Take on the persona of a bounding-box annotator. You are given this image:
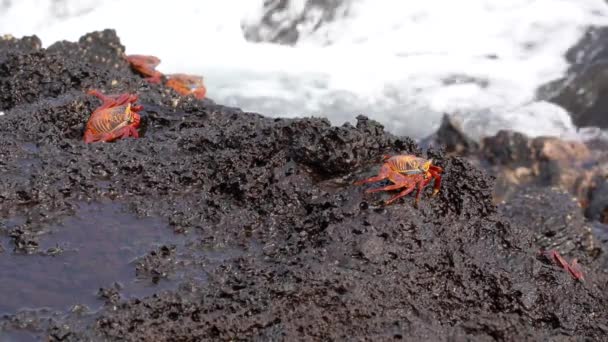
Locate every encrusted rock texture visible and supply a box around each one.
[1,30,608,341]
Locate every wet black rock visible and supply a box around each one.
[97,285,122,305]
[482,130,531,166]
[0,34,41,63]
[587,178,608,223]
[134,245,177,283]
[538,26,608,128]
[0,30,143,112]
[1,30,608,341]
[241,0,350,45]
[47,29,128,68]
[9,228,39,253]
[499,186,601,260]
[432,123,603,207]
[427,114,479,155]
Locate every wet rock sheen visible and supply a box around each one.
[1,30,608,341]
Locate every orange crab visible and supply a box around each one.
[126,54,163,84]
[126,54,207,100]
[355,155,443,206]
[83,90,142,143]
[166,74,207,99]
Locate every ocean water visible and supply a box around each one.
[1,0,608,140]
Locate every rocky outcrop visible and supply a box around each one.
[538,26,608,128]
[241,0,350,45]
[1,31,608,341]
[499,187,602,259]
[587,178,608,223]
[428,114,608,208]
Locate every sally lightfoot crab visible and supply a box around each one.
[126,54,207,99]
[83,90,142,143]
[166,74,207,99]
[355,155,443,206]
[126,54,163,84]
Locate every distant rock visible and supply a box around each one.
[587,178,608,223]
[430,114,607,209]
[241,0,350,45]
[538,26,608,128]
[425,114,479,155]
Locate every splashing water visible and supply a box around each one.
[1,0,608,140]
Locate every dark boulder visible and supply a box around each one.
[241,0,350,45]
[538,26,608,128]
[422,113,479,155]
[587,178,608,223]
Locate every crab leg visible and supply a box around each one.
[414,177,427,205]
[87,90,139,107]
[354,164,391,185]
[428,166,443,196]
[540,250,584,281]
[87,90,117,110]
[365,183,404,194]
[568,259,584,281]
[385,184,416,205]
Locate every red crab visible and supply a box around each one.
[83,90,142,143]
[540,249,584,281]
[355,155,443,206]
[126,54,207,100]
[166,73,207,99]
[126,54,163,84]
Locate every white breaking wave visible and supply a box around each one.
[1,0,608,140]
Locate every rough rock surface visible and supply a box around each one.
[499,186,603,261]
[1,31,608,341]
[482,131,600,204]
[421,114,479,155]
[538,26,608,128]
[426,115,608,212]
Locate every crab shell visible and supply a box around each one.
[126,54,163,84]
[83,90,143,143]
[383,155,433,175]
[355,154,443,206]
[165,73,207,99]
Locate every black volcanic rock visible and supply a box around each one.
[1,30,608,341]
[241,0,350,45]
[538,26,608,128]
[587,178,608,224]
[0,34,41,63]
[425,114,479,155]
[499,186,601,259]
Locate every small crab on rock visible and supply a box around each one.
[356,154,443,206]
[83,89,143,143]
[166,74,207,99]
[126,54,163,84]
[126,54,207,99]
